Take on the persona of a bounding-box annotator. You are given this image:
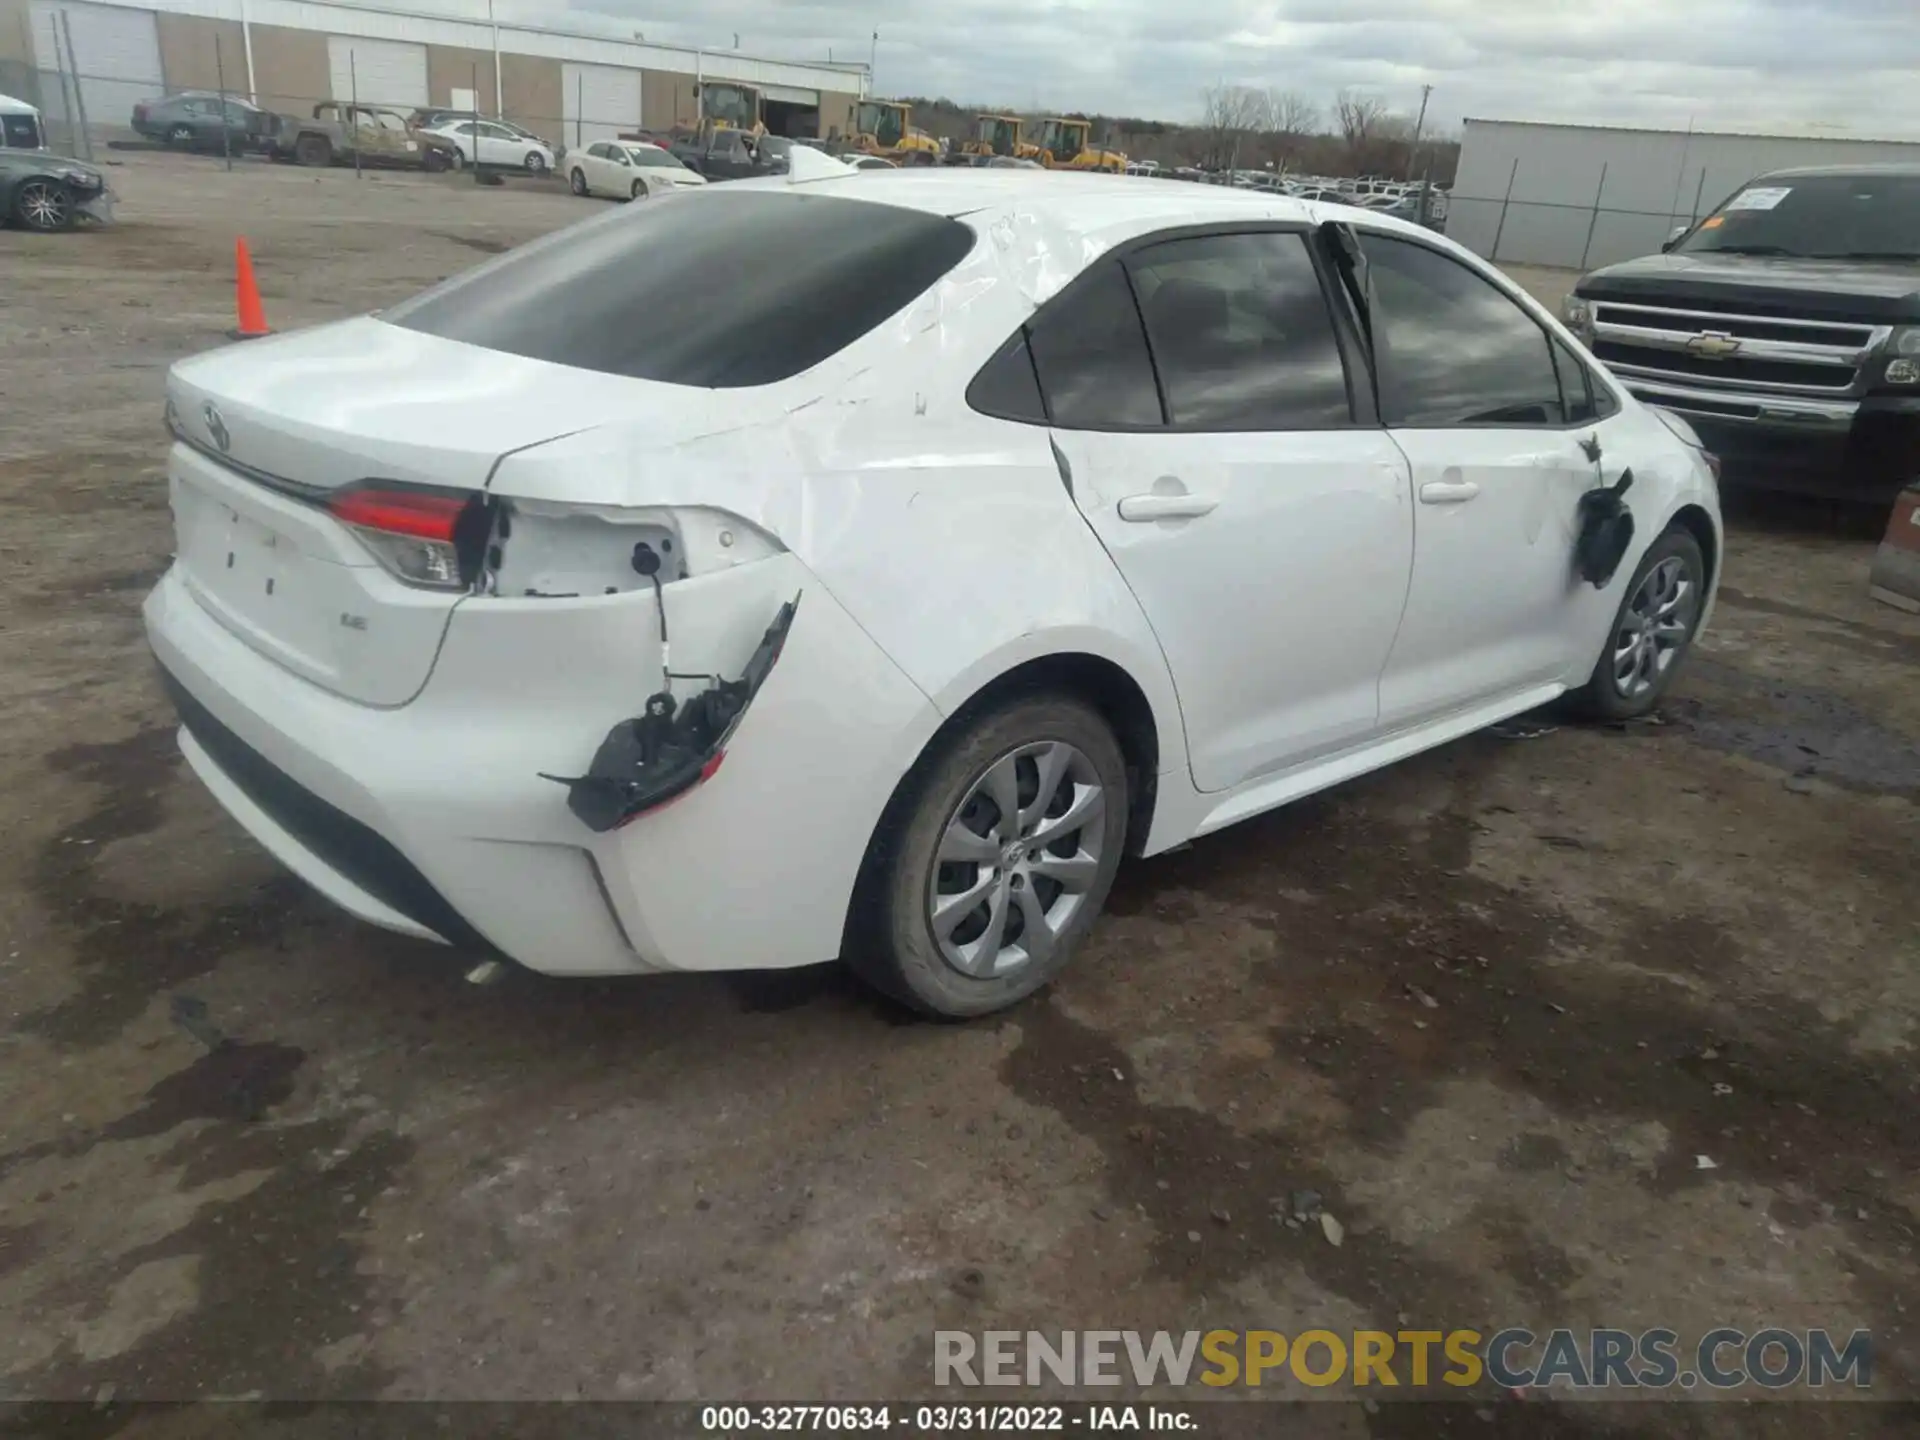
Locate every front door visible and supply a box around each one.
[1355,231,1627,727]
[1037,230,1415,794]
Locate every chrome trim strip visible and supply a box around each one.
[1623,377,1859,425]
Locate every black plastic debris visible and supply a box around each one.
[1575,467,1636,588]
[545,594,800,832]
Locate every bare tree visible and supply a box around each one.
[1263,89,1319,169]
[1199,83,1270,169]
[1334,89,1388,168]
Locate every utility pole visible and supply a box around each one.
[1407,82,1433,180]
[869,30,878,98]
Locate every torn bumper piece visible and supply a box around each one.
[546,594,801,832]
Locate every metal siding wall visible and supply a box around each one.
[559,59,638,147]
[29,0,161,131]
[326,33,425,107]
[1454,119,1920,271]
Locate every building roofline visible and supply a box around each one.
[1462,115,1920,147]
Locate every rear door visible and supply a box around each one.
[1357,230,1624,727]
[1036,228,1416,793]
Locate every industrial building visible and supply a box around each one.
[1449,117,1920,271]
[0,0,870,147]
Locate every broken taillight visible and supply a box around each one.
[329,484,485,591]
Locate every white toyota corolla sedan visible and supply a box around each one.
[145,158,1721,1017]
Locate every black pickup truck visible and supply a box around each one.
[1563,165,1920,504]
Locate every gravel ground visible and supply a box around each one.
[1,151,1917,1432]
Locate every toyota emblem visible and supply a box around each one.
[203,401,230,453]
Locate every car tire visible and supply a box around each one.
[848,695,1129,1019]
[294,134,331,167]
[524,151,547,174]
[13,178,73,232]
[630,178,648,201]
[166,123,195,148]
[1567,525,1707,722]
[448,147,465,171]
[569,167,587,196]
[423,147,451,173]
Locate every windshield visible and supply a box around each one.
[858,103,905,148]
[1680,173,1920,260]
[626,147,685,170]
[384,191,976,388]
[986,118,1017,155]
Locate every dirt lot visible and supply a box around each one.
[1,151,1917,1431]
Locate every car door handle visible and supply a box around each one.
[1419,479,1481,505]
[1116,493,1219,522]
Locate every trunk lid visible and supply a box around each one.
[163,317,706,707]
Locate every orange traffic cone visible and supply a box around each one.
[229,237,270,340]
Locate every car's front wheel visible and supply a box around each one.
[1569,526,1707,721]
[524,150,547,174]
[630,177,648,200]
[13,178,73,232]
[850,695,1129,1018]
[569,166,587,195]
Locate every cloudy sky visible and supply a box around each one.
[498,0,1920,139]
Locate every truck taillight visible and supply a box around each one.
[328,484,486,590]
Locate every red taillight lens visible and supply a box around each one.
[328,485,481,591]
[329,488,467,541]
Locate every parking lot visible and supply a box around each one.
[2,150,1918,1427]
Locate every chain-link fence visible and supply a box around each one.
[9,20,817,179]
[1447,156,1717,272]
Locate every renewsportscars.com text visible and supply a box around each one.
[934,1328,1872,1392]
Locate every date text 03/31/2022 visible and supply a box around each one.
[700,1406,1191,1432]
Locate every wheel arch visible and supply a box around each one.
[1668,502,1719,591]
[839,645,1169,969]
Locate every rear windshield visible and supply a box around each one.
[384,190,976,387]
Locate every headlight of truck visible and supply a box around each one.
[1562,294,1594,342]
[1885,327,1920,385]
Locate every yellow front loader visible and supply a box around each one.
[1035,117,1126,172]
[853,100,941,165]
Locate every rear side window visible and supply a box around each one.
[1125,231,1353,429]
[384,192,976,388]
[1025,260,1163,428]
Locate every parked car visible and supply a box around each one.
[985,155,1040,169]
[267,103,458,171]
[146,174,1721,1019]
[412,109,550,148]
[132,92,277,152]
[668,126,785,182]
[567,140,705,199]
[421,118,555,174]
[1,145,110,230]
[2,89,46,149]
[1564,164,1920,504]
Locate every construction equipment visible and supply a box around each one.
[696,81,765,136]
[1035,117,1126,172]
[851,100,940,165]
[962,114,1041,161]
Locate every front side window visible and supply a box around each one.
[1024,260,1163,429]
[385,191,977,388]
[1361,234,1564,427]
[1125,231,1353,429]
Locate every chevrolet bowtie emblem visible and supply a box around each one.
[1685,332,1742,360]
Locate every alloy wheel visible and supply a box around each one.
[927,741,1107,979]
[1612,555,1696,698]
[17,181,70,232]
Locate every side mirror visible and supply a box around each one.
[1660,223,1689,253]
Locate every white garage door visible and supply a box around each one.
[561,62,641,147]
[327,36,427,110]
[29,1,162,134]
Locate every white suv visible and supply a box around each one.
[146,172,1721,1017]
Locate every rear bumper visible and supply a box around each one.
[145,557,940,976]
[1623,379,1920,503]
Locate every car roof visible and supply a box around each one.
[1755,163,1920,181]
[759,167,1323,224]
